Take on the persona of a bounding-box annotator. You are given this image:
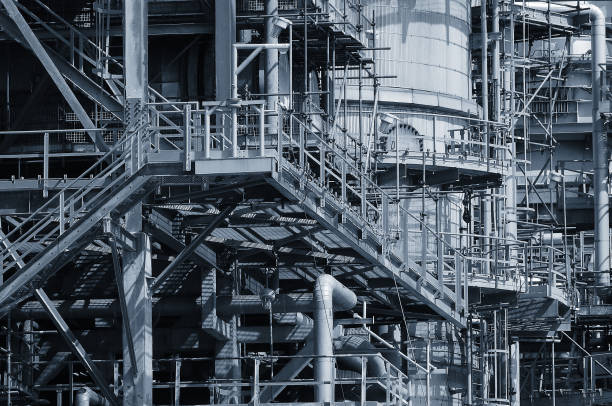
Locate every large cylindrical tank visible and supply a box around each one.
[364,0,474,112]
[339,0,479,162]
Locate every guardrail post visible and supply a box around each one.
[436,198,444,290]
[382,193,389,242]
[194,107,202,153]
[277,109,282,163]
[232,106,238,157]
[59,191,65,235]
[204,109,211,159]
[259,104,265,157]
[455,251,462,314]
[548,248,554,296]
[361,175,367,220]
[253,358,260,406]
[385,363,391,406]
[174,358,181,406]
[361,356,367,406]
[426,339,431,406]
[421,227,428,276]
[43,132,49,198]
[184,104,192,170]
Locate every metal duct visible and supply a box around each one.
[75,387,107,406]
[517,1,609,299]
[334,335,387,379]
[313,274,357,403]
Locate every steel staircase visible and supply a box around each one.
[146,100,468,326]
[0,120,158,311]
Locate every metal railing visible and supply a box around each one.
[0,114,150,275]
[146,100,471,312]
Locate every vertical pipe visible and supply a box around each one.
[551,340,556,406]
[491,0,500,122]
[69,362,73,406]
[466,319,473,405]
[480,1,493,280]
[482,193,492,275]
[480,0,489,132]
[360,356,367,406]
[426,339,430,406]
[314,274,357,403]
[265,0,278,133]
[481,318,488,401]
[589,5,609,300]
[493,311,498,398]
[43,132,49,198]
[303,1,308,115]
[4,45,9,129]
[6,311,11,406]
[395,119,400,230]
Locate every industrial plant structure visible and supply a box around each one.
[0,0,610,405]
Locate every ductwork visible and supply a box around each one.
[334,335,387,378]
[516,1,609,299]
[313,274,358,403]
[75,387,107,406]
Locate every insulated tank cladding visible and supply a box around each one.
[343,0,475,260]
[365,0,473,111]
[340,0,478,159]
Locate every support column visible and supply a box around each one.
[124,0,148,175]
[214,268,241,404]
[509,341,519,406]
[124,0,148,102]
[122,233,153,406]
[215,0,236,101]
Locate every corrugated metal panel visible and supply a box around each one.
[364,0,472,102]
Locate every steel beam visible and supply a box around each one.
[151,203,236,291]
[110,237,138,375]
[145,209,218,269]
[258,340,314,403]
[214,0,235,101]
[0,0,107,151]
[0,175,153,311]
[34,288,120,406]
[269,175,464,327]
[201,267,232,341]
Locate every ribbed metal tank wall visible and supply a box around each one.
[361,0,474,112]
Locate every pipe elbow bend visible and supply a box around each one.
[314,274,357,312]
[587,3,605,22]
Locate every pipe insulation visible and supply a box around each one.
[75,388,107,406]
[313,274,358,403]
[334,335,387,379]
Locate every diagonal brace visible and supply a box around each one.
[34,288,120,406]
[150,203,237,292]
[0,0,107,151]
[109,236,138,376]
